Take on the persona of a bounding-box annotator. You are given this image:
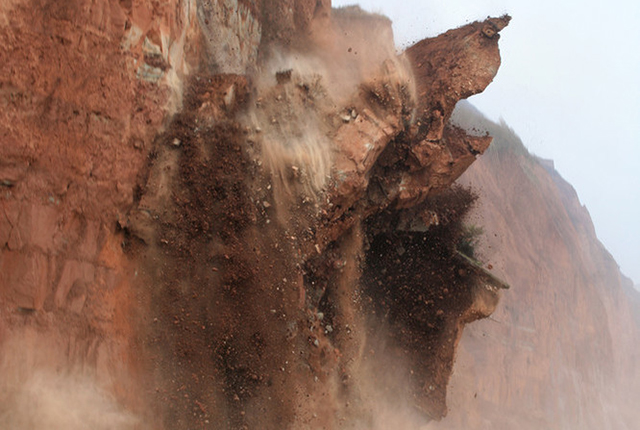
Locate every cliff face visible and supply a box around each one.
[0,1,510,429]
[433,103,640,430]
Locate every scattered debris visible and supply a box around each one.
[276,69,293,85]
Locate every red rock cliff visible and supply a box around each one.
[0,2,510,428]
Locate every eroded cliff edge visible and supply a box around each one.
[0,2,509,428]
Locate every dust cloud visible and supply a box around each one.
[0,335,138,430]
[344,335,434,430]
[0,372,139,430]
[242,6,415,207]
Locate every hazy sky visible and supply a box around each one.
[333,0,640,285]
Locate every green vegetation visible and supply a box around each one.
[456,223,484,260]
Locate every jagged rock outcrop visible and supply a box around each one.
[0,1,509,428]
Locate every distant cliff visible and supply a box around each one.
[433,102,640,430]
